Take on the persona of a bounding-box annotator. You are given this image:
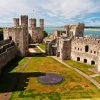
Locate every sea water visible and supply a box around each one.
[44,28,100,37]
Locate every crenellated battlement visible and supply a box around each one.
[45,23,100,71]
[72,36,100,45]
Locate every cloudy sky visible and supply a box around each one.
[0,0,100,27]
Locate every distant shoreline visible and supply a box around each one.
[84,28,100,31]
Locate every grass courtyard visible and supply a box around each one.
[39,43,45,50]
[64,60,95,75]
[0,56,100,100]
[94,76,100,84]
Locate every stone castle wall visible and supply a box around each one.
[44,23,100,71]
[0,15,45,74]
[57,38,71,60]
[29,18,44,43]
[71,37,100,67]
[64,23,84,37]
[0,40,17,74]
[0,39,11,46]
[29,27,44,43]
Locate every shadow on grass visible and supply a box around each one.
[26,52,47,57]
[0,71,46,93]
[1,57,22,74]
[0,56,46,93]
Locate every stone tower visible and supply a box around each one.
[13,18,19,27]
[40,19,44,30]
[57,38,71,60]
[19,15,29,57]
[29,18,36,28]
[21,15,28,28]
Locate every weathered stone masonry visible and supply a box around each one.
[44,23,100,71]
[0,15,44,74]
[0,40,17,73]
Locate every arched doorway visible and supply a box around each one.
[77,57,80,61]
[91,61,95,65]
[84,59,87,63]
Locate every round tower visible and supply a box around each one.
[29,18,36,28]
[13,18,19,27]
[40,19,44,30]
[21,15,28,28]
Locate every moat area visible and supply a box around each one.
[0,45,100,100]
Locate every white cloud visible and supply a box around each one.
[0,0,100,26]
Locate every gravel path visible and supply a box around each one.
[36,46,45,53]
[28,48,36,53]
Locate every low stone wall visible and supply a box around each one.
[0,46,17,74]
[0,39,11,46]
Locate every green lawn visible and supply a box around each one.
[6,57,100,100]
[0,57,29,93]
[10,57,29,72]
[64,60,95,75]
[94,76,100,84]
[39,43,45,50]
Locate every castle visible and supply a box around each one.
[0,16,100,74]
[0,15,44,74]
[44,23,100,72]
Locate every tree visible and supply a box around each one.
[43,31,48,37]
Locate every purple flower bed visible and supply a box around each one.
[37,73,64,85]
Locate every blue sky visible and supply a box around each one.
[0,0,100,27]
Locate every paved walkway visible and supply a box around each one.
[36,46,45,53]
[28,48,36,53]
[1,58,30,100]
[90,73,100,77]
[52,56,100,89]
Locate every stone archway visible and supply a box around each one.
[91,60,95,65]
[77,57,80,61]
[84,59,87,63]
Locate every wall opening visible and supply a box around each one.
[9,36,12,40]
[91,61,95,65]
[77,57,80,61]
[57,52,60,57]
[84,59,87,63]
[85,45,89,52]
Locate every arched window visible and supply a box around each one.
[85,45,89,52]
[94,51,96,54]
[91,61,95,65]
[84,59,87,63]
[77,57,80,61]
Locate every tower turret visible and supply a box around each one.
[29,18,36,28]
[13,18,19,27]
[19,15,28,57]
[21,15,28,28]
[40,19,44,30]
